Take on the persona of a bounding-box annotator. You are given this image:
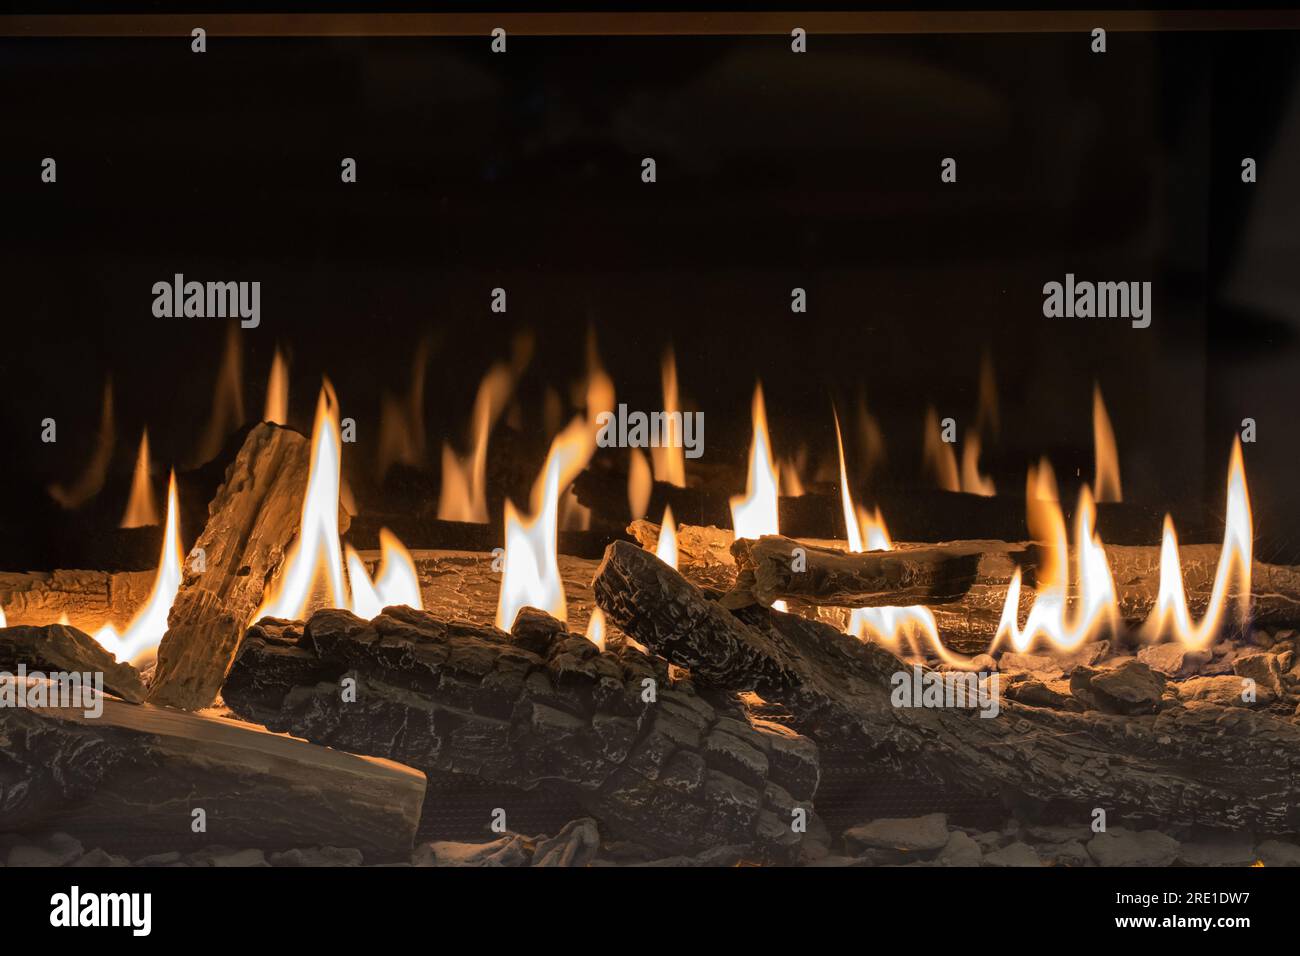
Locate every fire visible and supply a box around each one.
[628,448,652,520]
[585,607,607,651]
[346,529,423,621]
[993,464,1118,652]
[730,383,781,541]
[1142,440,1252,648]
[50,378,114,509]
[960,430,996,497]
[1093,383,1122,502]
[264,347,289,425]
[651,346,686,487]
[656,504,679,568]
[438,351,526,523]
[120,430,160,528]
[195,324,245,465]
[256,383,421,623]
[779,447,808,497]
[0,605,7,628]
[834,411,956,662]
[377,338,430,478]
[93,472,183,664]
[923,406,960,492]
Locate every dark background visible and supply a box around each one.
[2,27,1299,557]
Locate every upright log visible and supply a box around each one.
[594,540,1300,834]
[148,423,319,710]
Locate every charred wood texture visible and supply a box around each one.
[0,693,425,858]
[150,423,326,710]
[594,540,1300,834]
[221,605,822,858]
[0,569,153,634]
[0,623,146,703]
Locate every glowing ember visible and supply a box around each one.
[264,347,289,425]
[93,471,183,664]
[120,429,160,528]
[651,346,686,487]
[1141,440,1252,649]
[585,607,607,651]
[1093,383,1122,503]
[656,504,679,569]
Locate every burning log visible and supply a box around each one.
[149,423,325,710]
[0,691,425,858]
[594,540,1300,834]
[0,623,146,703]
[730,534,1300,640]
[221,605,822,858]
[346,514,630,561]
[0,569,153,633]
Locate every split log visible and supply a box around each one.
[0,569,152,633]
[0,690,425,858]
[149,423,325,710]
[221,605,822,858]
[0,623,146,703]
[627,519,738,592]
[593,540,1300,834]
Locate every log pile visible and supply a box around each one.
[593,539,1300,835]
[220,604,823,858]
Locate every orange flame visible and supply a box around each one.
[93,472,183,664]
[1093,383,1122,503]
[923,407,960,493]
[264,347,289,425]
[960,430,996,497]
[628,448,652,520]
[257,383,421,623]
[120,429,160,528]
[1142,440,1251,649]
[195,324,245,465]
[730,383,781,541]
[49,378,114,509]
[656,504,679,569]
[377,339,430,478]
[585,607,607,651]
[651,346,687,487]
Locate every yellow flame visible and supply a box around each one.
[779,450,807,497]
[256,384,349,620]
[651,346,686,487]
[1142,440,1252,649]
[438,360,520,523]
[195,324,245,465]
[120,429,160,528]
[923,407,960,492]
[994,472,1118,652]
[264,347,289,425]
[960,430,996,496]
[834,410,958,661]
[0,604,7,628]
[628,448,652,520]
[1093,383,1122,503]
[656,504,679,569]
[50,378,114,509]
[730,383,781,541]
[93,471,183,664]
[585,607,607,651]
[345,529,423,621]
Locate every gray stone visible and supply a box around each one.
[1071,661,1165,714]
[936,830,982,867]
[1025,824,1092,844]
[1138,643,1211,679]
[1177,675,1254,707]
[71,848,131,867]
[1178,833,1257,867]
[135,851,182,866]
[1256,840,1300,866]
[1234,652,1284,698]
[1040,841,1091,867]
[843,813,949,854]
[211,848,268,867]
[413,834,531,867]
[984,842,1040,867]
[6,832,82,867]
[1087,828,1180,867]
[268,846,364,867]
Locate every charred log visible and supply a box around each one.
[221,605,822,858]
[0,623,146,703]
[594,540,1300,834]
